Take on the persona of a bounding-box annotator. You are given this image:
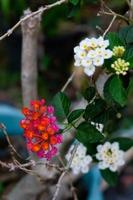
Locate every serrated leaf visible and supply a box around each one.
[83,87,96,102]
[104,75,127,107]
[76,122,104,145]
[119,25,133,44]
[84,99,106,120]
[106,32,123,49]
[100,169,118,186]
[51,92,70,121]
[110,137,133,151]
[119,25,133,45]
[68,109,84,123]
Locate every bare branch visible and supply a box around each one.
[61,72,75,92]
[0,0,67,41]
[52,143,79,200]
[0,123,23,159]
[103,15,117,37]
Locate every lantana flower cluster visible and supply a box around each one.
[111,46,129,75]
[74,36,113,76]
[20,99,62,160]
[66,141,125,174]
[65,143,92,174]
[96,142,125,172]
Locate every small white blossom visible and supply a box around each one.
[96,142,125,172]
[66,143,92,175]
[95,47,104,57]
[74,55,81,67]
[98,36,109,48]
[76,49,87,59]
[73,36,112,77]
[79,38,90,50]
[103,49,113,59]
[93,56,104,66]
[87,49,97,59]
[88,37,98,48]
[84,65,95,76]
[82,57,93,67]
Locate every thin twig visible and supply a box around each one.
[99,10,130,23]
[0,123,23,159]
[103,15,117,37]
[61,72,75,92]
[0,0,67,41]
[52,143,79,200]
[99,0,132,23]
[71,185,78,200]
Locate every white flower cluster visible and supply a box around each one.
[74,36,113,76]
[66,143,92,174]
[96,142,125,172]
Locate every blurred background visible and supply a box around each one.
[0,0,132,200]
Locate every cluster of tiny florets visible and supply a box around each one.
[111,58,129,75]
[20,99,62,160]
[74,36,113,76]
[113,46,125,57]
[65,143,92,174]
[96,142,125,172]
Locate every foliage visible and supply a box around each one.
[51,25,133,185]
[0,0,133,190]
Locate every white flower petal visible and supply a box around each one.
[81,57,92,67]
[87,49,97,59]
[98,161,108,170]
[74,46,80,53]
[77,49,87,59]
[93,56,104,67]
[81,165,89,173]
[109,164,117,172]
[84,65,95,76]
[80,38,90,50]
[88,38,98,48]
[103,49,113,59]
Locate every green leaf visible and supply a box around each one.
[69,0,79,5]
[52,92,70,121]
[76,122,104,145]
[84,99,106,120]
[104,75,127,106]
[68,109,84,123]
[92,108,116,124]
[106,32,123,49]
[68,1,80,18]
[119,25,133,45]
[124,47,133,67]
[110,137,133,151]
[83,87,96,102]
[127,78,133,97]
[104,76,115,104]
[100,169,118,186]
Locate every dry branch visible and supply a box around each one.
[0,0,67,41]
